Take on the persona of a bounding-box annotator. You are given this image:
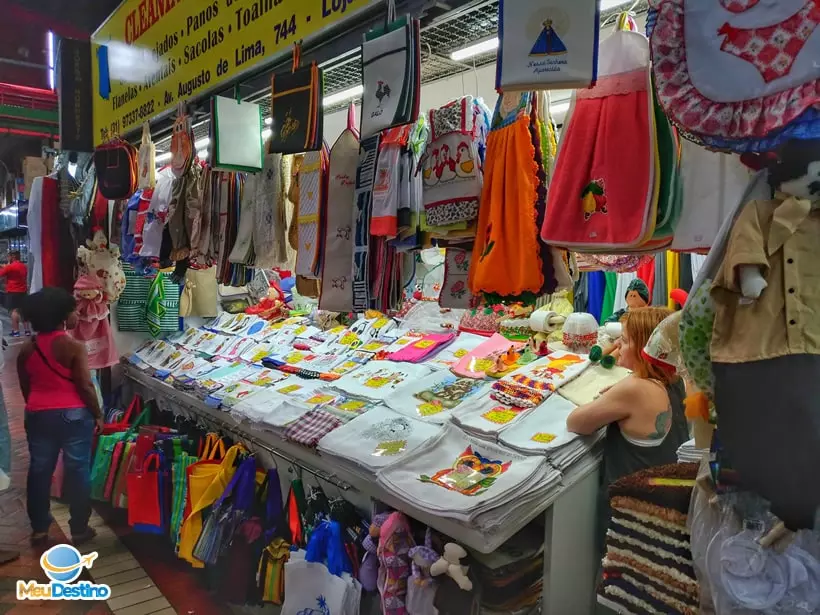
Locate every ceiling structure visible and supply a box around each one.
[153,0,648,154]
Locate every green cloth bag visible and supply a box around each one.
[171,451,198,550]
[90,407,151,500]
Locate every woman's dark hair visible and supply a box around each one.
[21,287,76,333]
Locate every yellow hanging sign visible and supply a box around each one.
[91,0,378,145]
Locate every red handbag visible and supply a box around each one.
[127,450,163,528]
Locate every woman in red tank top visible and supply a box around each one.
[16,288,103,546]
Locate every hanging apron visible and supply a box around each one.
[542,29,657,250]
[252,152,288,269]
[468,94,544,296]
[352,135,381,310]
[295,149,324,278]
[320,105,360,312]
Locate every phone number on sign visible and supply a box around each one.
[121,100,156,128]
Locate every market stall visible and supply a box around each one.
[25,0,816,612]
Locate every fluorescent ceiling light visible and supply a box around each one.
[323,85,363,107]
[451,38,498,62]
[264,117,272,125]
[194,137,210,149]
[47,32,55,90]
[156,152,172,162]
[261,128,272,140]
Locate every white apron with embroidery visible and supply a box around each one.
[320,119,359,311]
[332,361,431,402]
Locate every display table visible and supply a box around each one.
[122,363,602,614]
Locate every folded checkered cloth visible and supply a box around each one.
[284,409,342,448]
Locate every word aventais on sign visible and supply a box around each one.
[91,0,376,145]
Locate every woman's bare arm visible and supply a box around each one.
[16,344,32,401]
[565,377,638,435]
[65,340,103,420]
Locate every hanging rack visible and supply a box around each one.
[195,410,354,492]
[125,366,354,491]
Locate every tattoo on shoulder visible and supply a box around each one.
[648,409,672,440]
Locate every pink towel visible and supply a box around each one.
[389,333,455,363]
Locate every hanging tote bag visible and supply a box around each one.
[171,101,194,178]
[103,440,126,500]
[127,450,165,531]
[213,96,264,172]
[90,404,151,500]
[94,139,138,200]
[101,394,142,437]
[192,455,257,566]
[497,0,600,91]
[171,451,198,548]
[184,434,226,519]
[178,443,245,568]
[138,122,156,190]
[111,441,135,509]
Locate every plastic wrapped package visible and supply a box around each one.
[706,514,820,614]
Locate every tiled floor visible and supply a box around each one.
[0,325,233,614]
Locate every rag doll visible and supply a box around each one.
[406,530,440,615]
[376,511,415,614]
[711,139,820,530]
[76,227,126,303]
[359,513,388,592]
[71,274,118,369]
[605,278,649,323]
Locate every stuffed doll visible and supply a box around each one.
[76,227,126,303]
[711,139,820,530]
[605,278,649,323]
[359,513,389,592]
[406,529,440,615]
[71,274,118,369]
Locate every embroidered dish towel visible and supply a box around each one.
[386,371,489,424]
[332,361,431,402]
[498,395,580,452]
[317,406,441,472]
